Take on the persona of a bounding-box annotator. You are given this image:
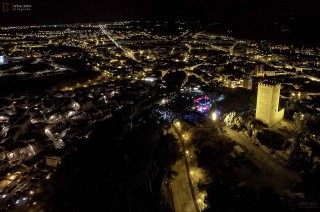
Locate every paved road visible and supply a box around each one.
[171,159,197,212]
[224,127,300,193]
[169,127,197,212]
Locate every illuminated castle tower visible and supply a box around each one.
[243,72,252,90]
[256,81,284,126]
[254,64,265,77]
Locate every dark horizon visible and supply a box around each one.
[1,0,319,26]
[1,0,320,46]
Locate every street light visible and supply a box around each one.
[212,112,217,121]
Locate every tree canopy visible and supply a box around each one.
[43,119,181,212]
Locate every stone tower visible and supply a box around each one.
[256,81,284,126]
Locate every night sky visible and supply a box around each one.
[0,0,319,25]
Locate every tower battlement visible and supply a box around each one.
[258,81,280,87]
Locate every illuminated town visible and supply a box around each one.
[0,21,319,211]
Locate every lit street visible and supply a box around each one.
[171,159,197,212]
[169,126,197,212]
